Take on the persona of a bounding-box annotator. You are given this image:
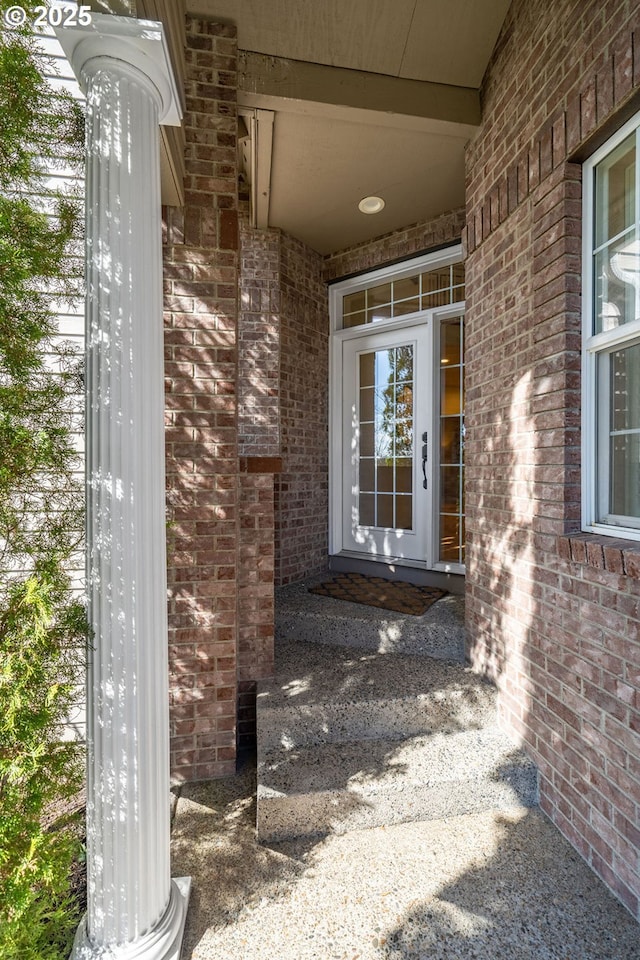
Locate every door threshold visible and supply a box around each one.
[329,553,464,594]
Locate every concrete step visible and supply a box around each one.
[257,638,497,752]
[258,589,538,845]
[276,579,465,661]
[257,726,538,842]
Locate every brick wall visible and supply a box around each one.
[276,233,329,584]
[238,202,281,457]
[323,208,466,283]
[163,15,239,782]
[237,469,275,745]
[466,0,640,917]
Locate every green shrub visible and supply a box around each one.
[0,5,88,957]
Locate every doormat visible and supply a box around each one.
[309,573,447,617]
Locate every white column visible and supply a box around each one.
[56,18,188,960]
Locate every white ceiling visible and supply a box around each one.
[186,0,511,254]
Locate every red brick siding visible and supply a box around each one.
[163,16,239,783]
[276,233,329,585]
[238,471,275,683]
[466,0,640,917]
[237,470,275,747]
[238,202,281,457]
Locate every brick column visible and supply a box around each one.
[164,16,239,782]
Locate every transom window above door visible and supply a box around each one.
[341,261,465,328]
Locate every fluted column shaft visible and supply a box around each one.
[84,58,169,946]
[58,17,188,960]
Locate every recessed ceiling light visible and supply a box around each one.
[358,196,385,215]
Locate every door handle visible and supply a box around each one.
[421,432,428,489]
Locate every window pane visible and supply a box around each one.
[611,342,640,432]
[594,234,639,332]
[422,267,450,294]
[593,132,637,334]
[595,132,635,248]
[341,259,464,328]
[599,343,640,523]
[368,283,392,308]
[393,297,420,317]
[610,433,640,518]
[606,343,640,520]
[422,288,450,309]
[452,262,465,286]
[344,310,367,328]
[393,276,420,301]
[344,291,366,314]
[367,304,392,324]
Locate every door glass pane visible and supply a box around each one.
[359,458,375,491]
[359,493,375,526]
[396,457,412,492]
[438,317,465,564]
[357,345,414,529]
[396,495,412,530]
[441,367,462,416]
[377,494,394,527]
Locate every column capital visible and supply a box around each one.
[56,13,182,126]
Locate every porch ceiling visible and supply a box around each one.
[186,0,510,254]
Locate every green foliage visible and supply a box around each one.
[0,6,88,957]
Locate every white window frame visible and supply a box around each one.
[329,245,465,571]
[582,109,640,541]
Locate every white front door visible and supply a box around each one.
[342,324,432,563]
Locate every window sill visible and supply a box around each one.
[557,533,640,579]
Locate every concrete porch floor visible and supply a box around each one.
[170,759,640,960]
[171,574,640,958]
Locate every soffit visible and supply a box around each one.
[185,0,510,88]
[184,0,510,255]
[269,109,467,254]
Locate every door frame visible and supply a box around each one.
[341,322,433,564]
[329,245,465,573]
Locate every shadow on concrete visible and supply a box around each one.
[170,759,640,960]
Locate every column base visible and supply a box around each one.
[70,877,191,960]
